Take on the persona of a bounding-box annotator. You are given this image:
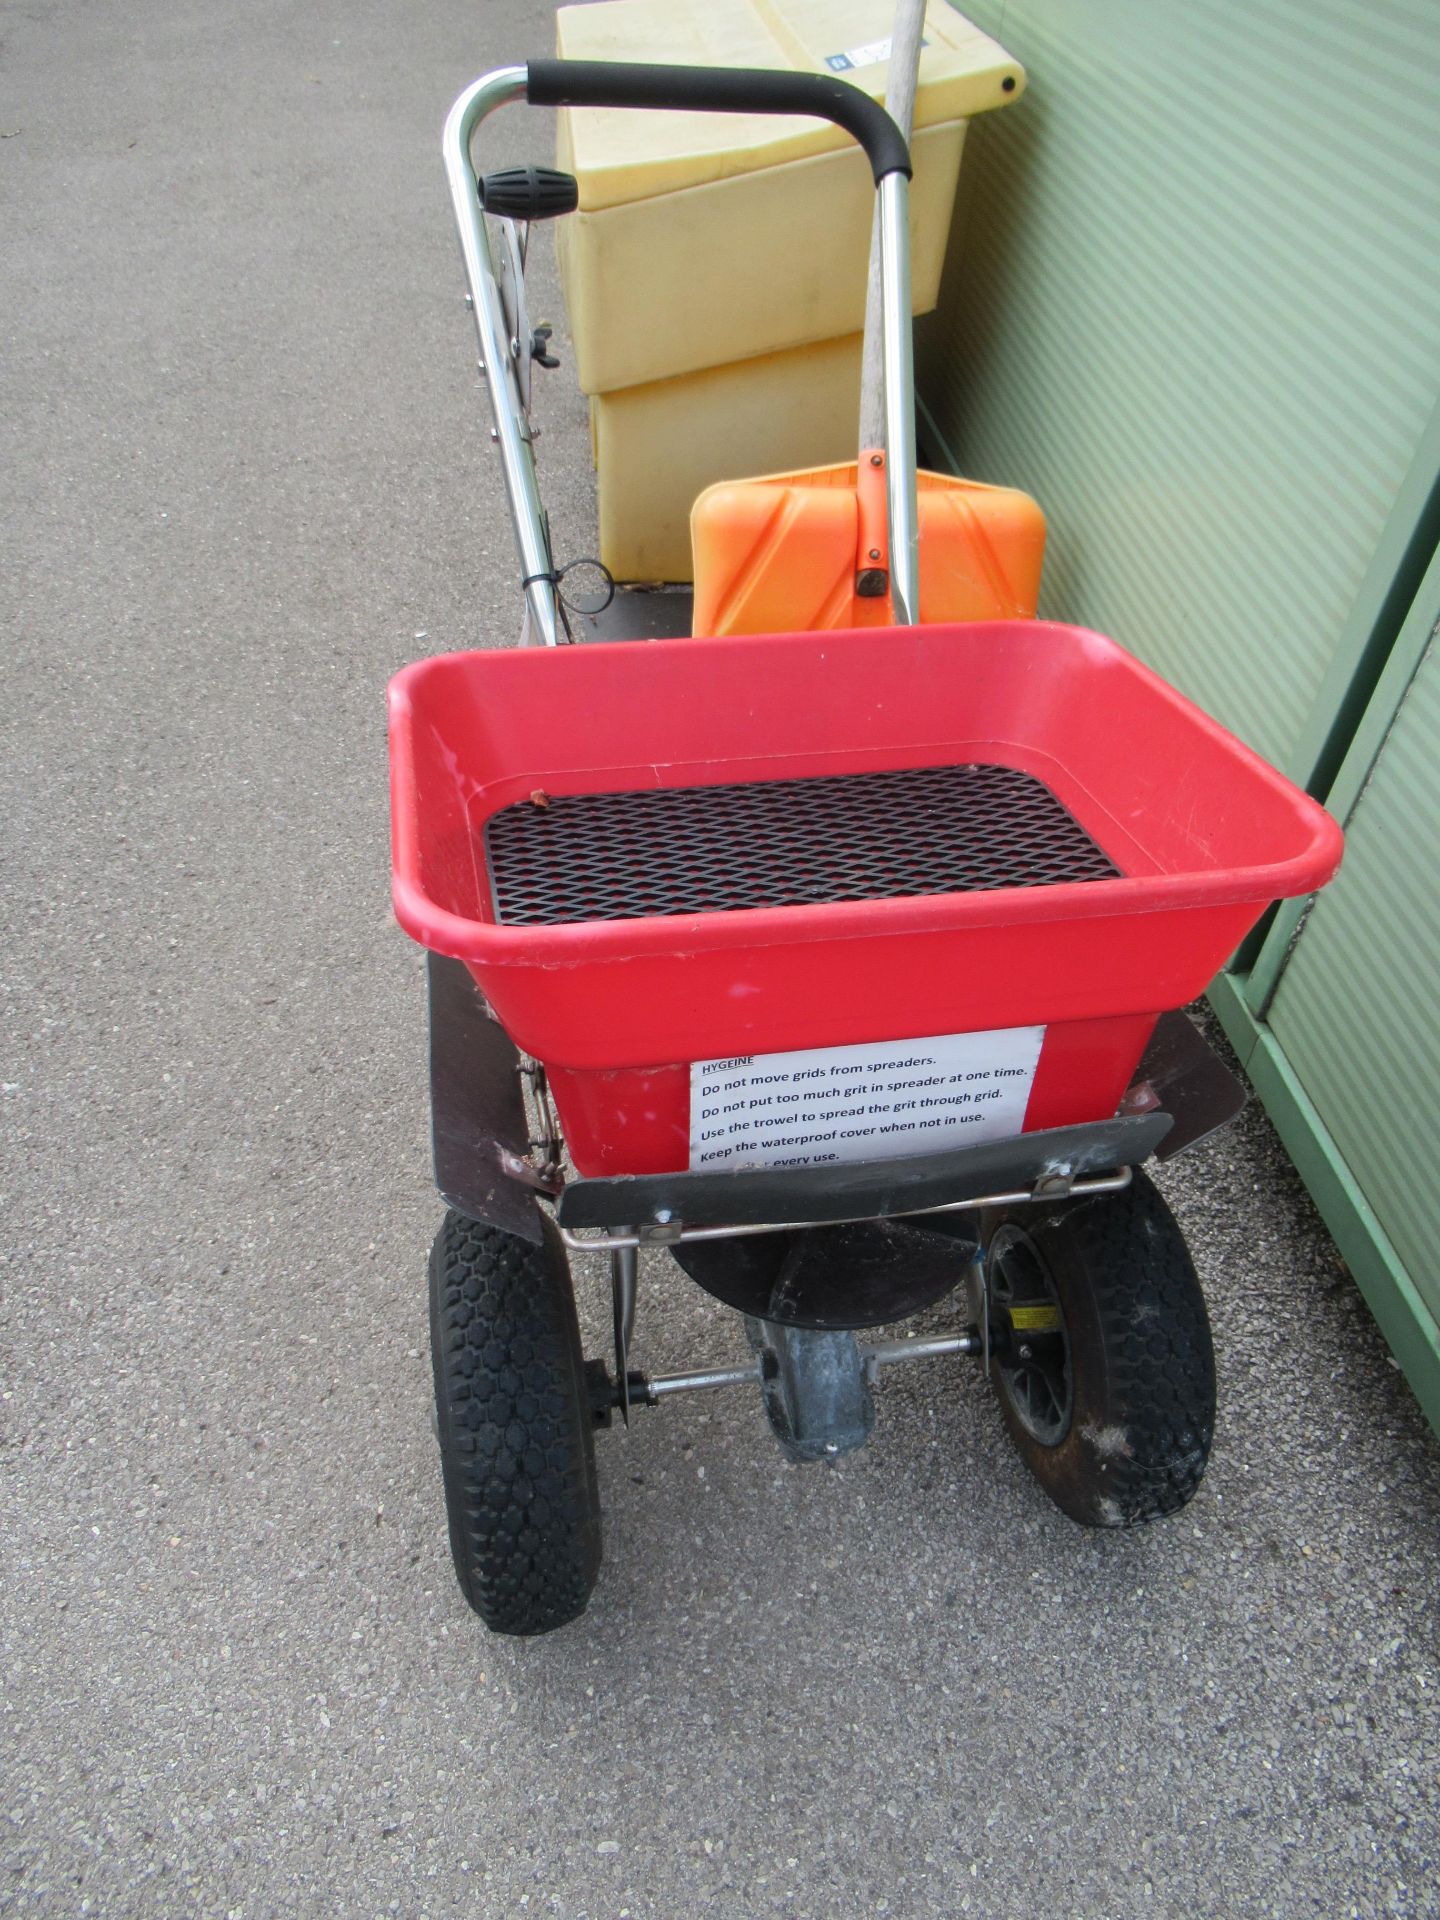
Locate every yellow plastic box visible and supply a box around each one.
[592,334,864,583]
[554,0,1024,394]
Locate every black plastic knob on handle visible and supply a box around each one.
[526,58,912,186]
[478,165,581,220]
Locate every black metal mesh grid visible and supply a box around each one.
[483,762,1121,927]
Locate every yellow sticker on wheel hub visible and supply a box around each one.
[1008,1304,1061,1333]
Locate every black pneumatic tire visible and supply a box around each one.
[980,1169,1216,1528]
[429,1210,601,1634]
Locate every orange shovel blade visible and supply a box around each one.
[691,460,1046,635]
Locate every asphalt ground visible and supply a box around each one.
[3,3,1438,1916]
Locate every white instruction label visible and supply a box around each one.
[825,35,927,72]
[689,1025,1045,1173]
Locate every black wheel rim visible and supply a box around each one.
[987,1226,1073,1447]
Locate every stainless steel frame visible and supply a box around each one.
[441,66,921,642]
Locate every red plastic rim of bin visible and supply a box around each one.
[391,619,1341,967]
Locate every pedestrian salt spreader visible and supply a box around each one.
[388,59,1343,1635]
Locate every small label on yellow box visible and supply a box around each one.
[825,34,927,72]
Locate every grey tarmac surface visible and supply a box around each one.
[2,3,1438,1917]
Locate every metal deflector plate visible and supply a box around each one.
[556,1112,1173,1233]
[427,953,542,1243]
[1134,1008,1249,1160]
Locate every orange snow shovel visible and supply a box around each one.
[690,450,1045,634]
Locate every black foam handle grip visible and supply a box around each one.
[526,58,912,185]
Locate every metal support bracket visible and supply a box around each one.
[1032,1166,1077,1200]
[610,1238,638,1424]
[497,1147,564,1196]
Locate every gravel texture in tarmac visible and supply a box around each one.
[2,4,1438,1917]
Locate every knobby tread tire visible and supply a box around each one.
[982,1169,1216,1528]
[429,1210,601,1634]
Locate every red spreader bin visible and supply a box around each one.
[389,621,1341,1177]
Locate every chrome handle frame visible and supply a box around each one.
[878,169,919,625]
[442,66,920,643]
[443,67,561,648]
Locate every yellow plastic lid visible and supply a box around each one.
[555,0,1024,209]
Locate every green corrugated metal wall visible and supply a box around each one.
[1266,638,1440,1331]
[921,0,1440,1428]
[921,0,1440,776]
